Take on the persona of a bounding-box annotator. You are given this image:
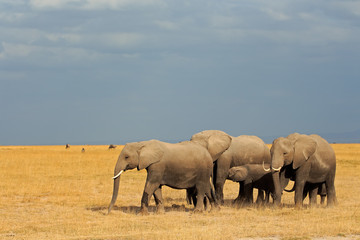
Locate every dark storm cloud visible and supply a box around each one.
[1,0,359,145]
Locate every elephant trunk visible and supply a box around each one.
[108,170,123,214]
[272,171,282,206]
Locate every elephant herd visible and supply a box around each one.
[108,130,337,214]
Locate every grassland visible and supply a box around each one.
[0,144,359,240]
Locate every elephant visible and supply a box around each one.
[191,130,271,204]
[108,140,220,215]
[270,133,337,208]
[227,163,289,205]
[285,181,327,205]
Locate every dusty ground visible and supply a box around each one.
[0,144,359,239]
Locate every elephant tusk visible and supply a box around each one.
[272,166,282,172]
[113,170,124,179]
[263,161,271,172]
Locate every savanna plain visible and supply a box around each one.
[0,144,359,240]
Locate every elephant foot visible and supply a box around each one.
[210,205,220,213]
[326,197,337,207]
[271,203,281,209]
[193,208,204,214]
[326,202,336,208]
[215,194,224,205]
[138,208,150,216]
[156,205,165,214]
[233,196,245,205]
[308,203,318,208]
[233,198,250,208]
[294,204,303,210]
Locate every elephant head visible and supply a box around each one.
[228,166,248,182]
[270,133,317,205]
[108,140,164,213]
[190,130,232,161]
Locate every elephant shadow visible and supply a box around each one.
[87,204,192,215]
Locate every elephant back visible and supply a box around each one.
[228,135,271,166]
[309,134,336,167]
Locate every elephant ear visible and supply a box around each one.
[138,141,163,170]
[293,135,317,169]
[207,134,232,161]
[287,132,301,142]
[191,130,232,161]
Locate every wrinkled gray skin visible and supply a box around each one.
[270,133,337,208]
[191,131,271,204]
[108,140,219,214]
[228,163,289,205]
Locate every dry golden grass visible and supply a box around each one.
[0,144,359,240]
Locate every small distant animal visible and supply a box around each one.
[65,144,70,149]
[81,148,85,153]
[108,144,117,150]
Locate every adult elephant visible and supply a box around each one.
[191,130,271,204]
[108,140,223,214]
[270,133,337,208]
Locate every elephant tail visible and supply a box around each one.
[212,161,217,189]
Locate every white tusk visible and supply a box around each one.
[112,170,124,179]
[272,166,282,172]
[263,161,271,172]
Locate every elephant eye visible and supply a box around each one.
[125,155,129,159]
[283,152,288,155]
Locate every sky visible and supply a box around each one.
[1,0,360,145]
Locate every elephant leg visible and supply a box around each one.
[215,159,231,204]
[255,189,265,205]
[294,180,306,208]
[308,187,318,207]
[233,182,245,204]
[186,187,197,206]
[205,185,219,212]
[140,179,161,215]
[265,191,270,204]
[302,184,309,202]
[235,182,252,208]
[153,187,165,214]
[245,183,253,205]
[325,175,337,207]
[194,181,210,212]
[194,189,205,212]
[320,195,326,205]
[214,177,226,204]
[319,182,326,205]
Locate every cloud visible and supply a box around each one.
[46,33,82,44]
[154,20,179,31]
[0,42,102,66]
[96,33,145,49]
[208,15,244,30]
[1,0,360,144]
[1,42,33,58]
[333,1,360,16]
[46,32,143,47]
[261,8,291,21]
[0,12,26,22]
[29,0,166,10]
